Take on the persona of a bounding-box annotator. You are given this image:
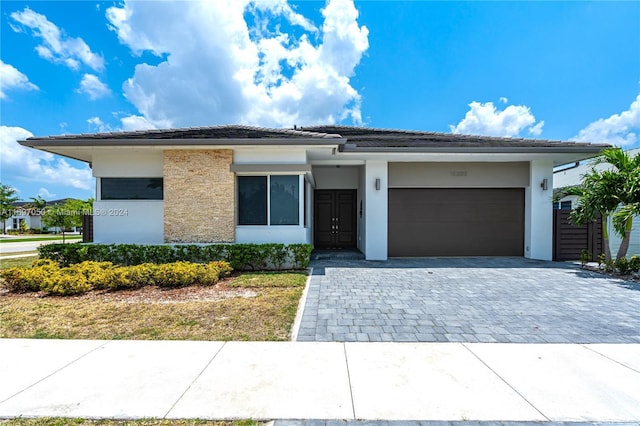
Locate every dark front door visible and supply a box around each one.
[314,190,357,249]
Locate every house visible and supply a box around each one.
[553,147,640,257]
[2,198,72,233]
[19,125,608,261]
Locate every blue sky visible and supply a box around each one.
[1,0,639,201]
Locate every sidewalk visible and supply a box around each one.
[1,339,639,422]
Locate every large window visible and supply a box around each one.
[101,178,163,200]
[238,175,300,225]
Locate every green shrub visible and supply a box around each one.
[615,257,631,275]
[38,242,313,271]
[580,249,591,267]
[289,244,313,269]
[629,256,640,273]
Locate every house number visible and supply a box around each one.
[450,170,468,177]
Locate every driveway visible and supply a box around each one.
[295,258,640,343]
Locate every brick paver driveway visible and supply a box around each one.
[295,258,640,343]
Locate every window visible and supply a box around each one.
[553,200,572,210]
[238,175,300,226]
[101,178,163,200]
[238,176,267,225]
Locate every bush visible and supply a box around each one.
[40,268,91,295]
[629,256,640,273]
[289,243,313,269]
[0,259,232,295]
[615,257,631,275]
[70,261,114,289]
[38,243,314,270]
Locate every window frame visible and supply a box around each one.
[99,177,164,201]
[236,173,304,227]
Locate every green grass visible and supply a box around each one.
[0,419,261,426]
[0,271,307,341]
[229,271,308,288]
[0,236,82,243]
[0,256,38,269]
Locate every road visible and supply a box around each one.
[0,237,81,255]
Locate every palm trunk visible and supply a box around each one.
[603,214,612,262]
[616,218,633,260]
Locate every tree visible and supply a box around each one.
[568,148,640,261]
[28,196,47,210]
[0,183,19,234]
[43,198,93,242]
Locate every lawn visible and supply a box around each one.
[0,256,38,269]
[0,271,308,341]
[0,236,82,243]
[0,419,260,426]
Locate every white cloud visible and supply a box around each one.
[119,115,158,131]
[106,0,368,128]
[0,126,93,191]
[37,187,56,199]
[572,93,640,146]
[87,116,112,132]
[10,7,104,72]
[499,97,508,104]
[0,60,39,99]
[78,74,111,100]
[450,101,545,138]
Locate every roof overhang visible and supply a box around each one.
[17,138,346,163]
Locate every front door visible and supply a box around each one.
[314,190,357,249]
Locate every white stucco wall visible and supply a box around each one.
[313,166,359,189]
[235,226,309,244]
[357,166,366,253]
[93,151,165,244]
[233,148,306,164]
[92,151,163,177]
[93,200,164,244]
[364,160,388,260]
[525,160,554,260]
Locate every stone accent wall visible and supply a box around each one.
[163,150,235,243]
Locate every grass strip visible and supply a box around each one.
[0,256,38,269]
[0,236,82,243]
[0,419,261,426]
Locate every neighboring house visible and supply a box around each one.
[553,147,640,257]
[2,198,72,232]
[19,125,607,261]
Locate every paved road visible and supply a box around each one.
[296,258,640,343]
[0,237,80,255]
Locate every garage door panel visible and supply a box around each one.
[389,188,524,257]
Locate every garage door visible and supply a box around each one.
[388,188,524,257]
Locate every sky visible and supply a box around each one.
[1,0,639,201]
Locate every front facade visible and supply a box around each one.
[20,125,608,261]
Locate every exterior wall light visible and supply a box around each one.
[541,178,548,191]
[375,178,381,191]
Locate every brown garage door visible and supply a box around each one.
[388,188,524,257]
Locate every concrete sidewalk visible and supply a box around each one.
[1,340,639,422]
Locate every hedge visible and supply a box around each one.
[0,259,232,296]
[38,243,313,270]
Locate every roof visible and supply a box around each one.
[300,125,610,153]
[23,125,342,143]
[19,124,609,156]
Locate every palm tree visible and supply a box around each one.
[568,148,640,261]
